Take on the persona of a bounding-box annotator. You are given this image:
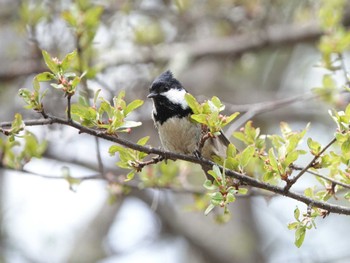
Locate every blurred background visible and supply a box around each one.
[1,0,350,262]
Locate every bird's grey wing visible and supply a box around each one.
[201,131,231,181]
[201,130,230,160]
[218,130,231,147]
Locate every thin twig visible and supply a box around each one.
[67,95,72,122]
[197,126,211,156]
[292,165,350,190]
[8,166,277,198]
[17,168,103,180]
[95,137,104,177]
[285,138,337,192]
[226,91,319,134]
[0,127,10,136]
[134,155,164,171]
[1,118,53,128]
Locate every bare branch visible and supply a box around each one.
[100,22,323,68]
[95,137,104,177]
[285,138,337,192]
[293,165,350,190]
[225,89,337,133]
[12,166,275,198]
[0,23,324,83]
[0,127,10,136]
[1,115,350,215]
[67,95,72,122]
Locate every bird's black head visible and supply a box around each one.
[148,70,184,98]
[148,70,192,124]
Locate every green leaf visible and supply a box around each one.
[124,100,144,116]
[42,50,59,74]
[268,148,279,170]
[62,10,77,27]
[245,121,257,141]
[204,203,216,216]
[341,138,350,154]
[137,136,150,146]
[307,138,322,156]
[11,113,24,134]
[61,50,77,71]
[71,104,97,126]
[18,88,33,107]
[36,72,56,82]
[190,114,207,124]
[33,77,40,92]
[285,151,299,166]
[99,98,113,118]
[125,171,135,181]
[203,179,217,190]
[84,5,104,27]
[185,93,201,113]
[225,157,239,171]
[344,191,350,200]
[109,145,126,155]
[118,121,142,130]
[22,131,47,158]
[71,76,81,89]
[211,165,223,182]
[210,192,223,205]
[345,103,350,118]
[211,96,222,109]
[93,89,101,107]
[226,192,236,203]
[222,112,240,127]
[323,74,336,89]
[294,207,300,221]
[226,143,237,157]
[304,187,314,198]
[233,131,246,143]
[240,145,255,168]
[288,222,299,230]
[295,226,306,248]
[237,188,248,195]
[115,90,126,108]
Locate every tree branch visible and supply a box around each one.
[11,167,275,198]
[1,115,350,215]
[100,22,323,68]
[284,138,337,192]
[67,95,72,122]
[225,92,316,133]
[95,137,104,177]
[0,23,324,83]
[292,165,350,190]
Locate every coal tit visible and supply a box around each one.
[147,70,230,172]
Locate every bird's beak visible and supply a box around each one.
[147,92,158,98]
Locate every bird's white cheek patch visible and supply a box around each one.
[162,89,188,109]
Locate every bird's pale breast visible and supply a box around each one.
[156,116,200,155]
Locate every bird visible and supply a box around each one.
[147,70,230,177]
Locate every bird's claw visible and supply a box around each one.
[193,150,202,159]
